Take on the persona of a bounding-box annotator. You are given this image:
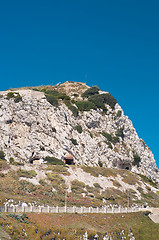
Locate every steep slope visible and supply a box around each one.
[0,81,158,182]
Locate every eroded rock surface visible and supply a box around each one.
[0,82,158,182]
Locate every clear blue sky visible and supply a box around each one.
[0,0,159,166]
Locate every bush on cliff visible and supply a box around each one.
[101,131,119,144]
[132,153,141,167]
[7,92,22,103]
[0,150,5,160]
[45,94,58,107]
[89,93,117,109]
[18,169,37,178]
[81,86,99,98]
[44,156,65,165]
[75,101,96,111]
[70,138,78,145]
[74,124,82,133]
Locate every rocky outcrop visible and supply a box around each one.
[0,82,158,182]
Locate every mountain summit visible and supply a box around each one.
[0,81,158,182]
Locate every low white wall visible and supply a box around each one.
[0,205,150,214]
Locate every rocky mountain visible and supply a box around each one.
[0,81,158,182]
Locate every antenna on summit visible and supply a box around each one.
[85,74,87,83]
[56,82,61,86]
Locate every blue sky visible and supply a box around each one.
[0,0,159,166]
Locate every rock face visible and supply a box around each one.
[0,82,158,182]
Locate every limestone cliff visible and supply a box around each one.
[0,81,158,182]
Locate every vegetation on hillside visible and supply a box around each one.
[35,83,118,114]
[44,156,65,165]
[133,153,141,167]
[0,161,159,209]
[0,212,159,239]
[74,124,83,133]
[81,86,99,98]
[6,92,22,103]
[0,150,5,160]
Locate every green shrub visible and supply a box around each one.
[46,172,66,191]
[6,213,29,224]
[0,150,5,160]
[6,92,22,103]
[44,90,60,96]
[52,127,56,132]
[101,131,119,144]
[12,161,24,166]
[70,138,78,145]
[39,179,47,186]
[14,95,22,103]
[101,132,112,141]
[71,179,85,188]
[63,99,79,117]
[32,88,40,92]
[58,94,70,100]
[112,180,121,187]
[112,136,120,143]
[0,159,10,171]
[45,94,58,107]
[105,141,113,149]
[132,153,141,167]
[89,93,117,109]
[139,174,157,188]
[46,172,65,183]
[98,160,103,167]
[7,92,15,99]
[81,86,99,98]
[68,105,79,117]
[71,99,76,104]
[45,90,71,108]
[71,180,86,194]
[116,128,124,139]
[46,165,70,175]
[116,110,122,117]
[88,94,108,112]
[18,169,37,178]
[93,183,103,189]
[74,125,82,133]
[44,156,65,165]
[82,166,117,178]
[75,101,96,111]
[9,157,14,164]
[26,170,37,178]
[86,185,94,193]
[102,93,117,109]
[89,132,93,138]
[121,172,138,185]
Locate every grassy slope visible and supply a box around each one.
[0,212,159,240]
[1,161,159,208]
[1,160,159,239]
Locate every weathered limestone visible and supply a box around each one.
[0,87,158,182]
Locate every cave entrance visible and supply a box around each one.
[125,166,130,170]
[29,157,40,164]
[118,162,132,171]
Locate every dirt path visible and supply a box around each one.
[149,208,159,223]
